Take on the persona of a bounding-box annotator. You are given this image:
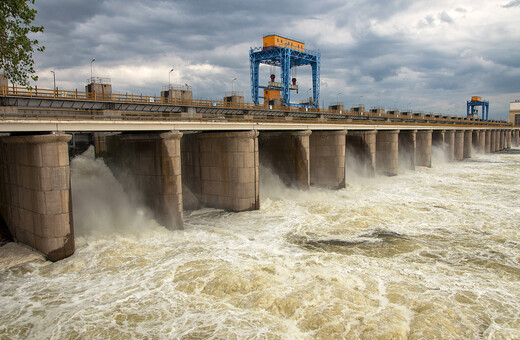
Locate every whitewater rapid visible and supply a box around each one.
[0,146,519,339]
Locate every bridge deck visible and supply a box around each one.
[0,85,511,133]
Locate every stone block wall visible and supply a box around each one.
[106,132,184,229]
[93,132,109,157]
[376,130,399,176]
[259,131,311,188]
[454,130,464,160]
[416,130,432,167]
[0,134,74,261]
[472,131,480,151]
[490,130,496,152]
[346,130,376,177]
[478,130,486,153]
[463,130,472,159]
[485,130,491,153]
[197,131,259,211]
[309,130,347,189]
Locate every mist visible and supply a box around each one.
[70,146,161,238]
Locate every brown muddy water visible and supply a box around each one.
[0,146,519,339]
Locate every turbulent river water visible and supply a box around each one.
[0,146,519,339]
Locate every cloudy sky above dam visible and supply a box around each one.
[31,0,520,119]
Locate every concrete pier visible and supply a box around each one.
[496,130,502,151]
[259,131,311,188]
[485,130,491,153]
[0,134,74,261]
[107,132,184,229]
[197,131,259,211]
[514,130,519,147]
[180,131,259,212]
[346,130,376,177]
[398,130,416,170]
[506,130,511,149]
[376,130,399,176]
[454,130,464,160]
[416,130,432,167]
[478,130,486,153]
[491,130,496,152]
[471,130,481,153]
[463,130,472,159]
[310,130,347,189]
[444,130,455,161]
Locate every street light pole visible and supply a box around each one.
[51,70,56,96]
[337,92,342,105]
[90,58,95,83]
[169,68,174,88]
[359,95,363,106]
[307,88,312,103]
[232,77,237,94]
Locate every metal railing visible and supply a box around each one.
[162,84,192,92]
[86,77,111,85]
[0,84,511,127]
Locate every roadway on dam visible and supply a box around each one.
[0,117,497,133]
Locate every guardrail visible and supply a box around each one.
[0,85,511,127]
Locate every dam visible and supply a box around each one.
[1,28,519,262]
[1,80,518,261]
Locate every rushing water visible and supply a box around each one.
[0,146,519,339]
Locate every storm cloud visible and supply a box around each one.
[30,0,520,119]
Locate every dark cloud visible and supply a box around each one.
[502,0,520,7]
[439,11,454,24]
[29,0,520,119]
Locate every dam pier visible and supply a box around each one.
[0,77,519,261]
[0,124,517,261]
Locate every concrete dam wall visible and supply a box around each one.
[0,128,518,261]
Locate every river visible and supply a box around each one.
[0,146,519,339]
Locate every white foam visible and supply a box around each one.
[0,146,518,338]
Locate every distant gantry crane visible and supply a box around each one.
[250,34,320,108]
[467,96,489,121]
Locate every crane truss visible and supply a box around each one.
[250,46,320,108]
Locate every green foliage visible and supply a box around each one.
[0,0,44,87]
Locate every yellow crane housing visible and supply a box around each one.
[263,34,305,52]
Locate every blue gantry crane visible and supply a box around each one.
[250,34,320,108]
[467,96,489,121]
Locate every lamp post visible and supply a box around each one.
[307,88,312,103]
[231,77,237,94]
[51,70,56,96]
[407,102,411,112]
[337,92,342,105]
[169,68,174,89]
[359,95,363,105]
[90,58,95,83]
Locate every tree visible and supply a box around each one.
[0,0,44,87]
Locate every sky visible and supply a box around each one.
[28,0,520,120]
